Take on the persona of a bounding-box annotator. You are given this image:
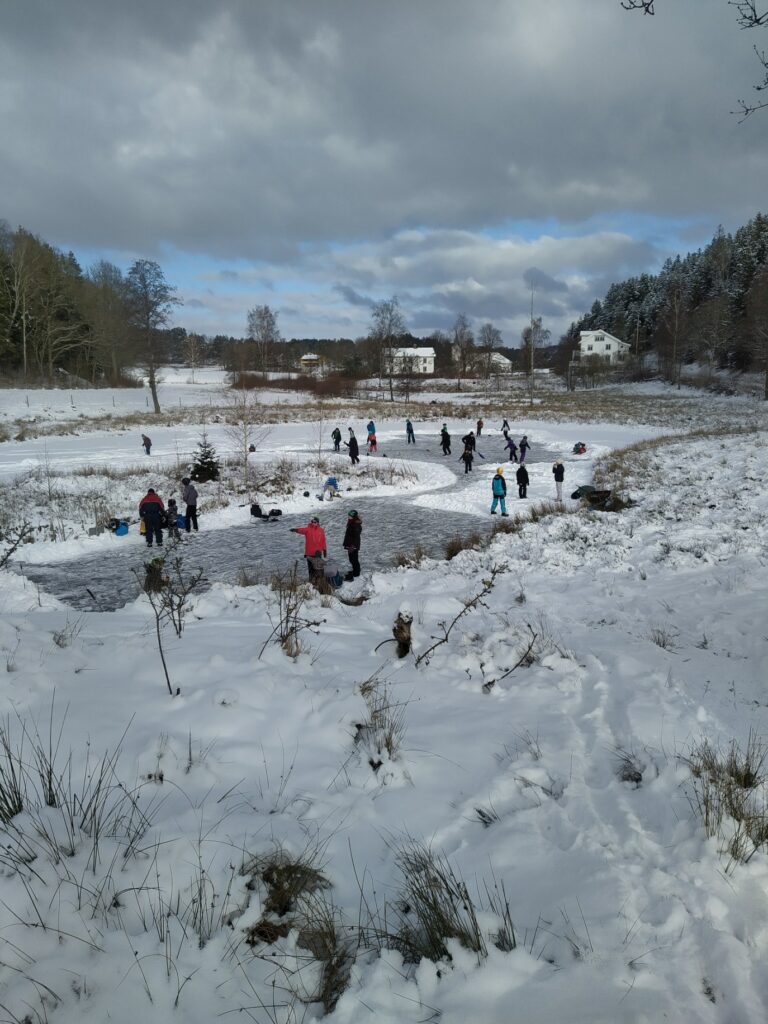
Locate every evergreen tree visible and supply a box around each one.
[190,432,220,482]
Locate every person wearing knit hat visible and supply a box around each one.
[490,466,508,516]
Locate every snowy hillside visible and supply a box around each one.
[0,386,767,1023]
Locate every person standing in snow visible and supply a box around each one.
[139,487,165,547]
[501,417,510,433]
[460,446,474,474]
[290,516,328,582]
[180,477,199,533]
[552,460,565,502]
[331,427,342,452]
[344,430,360,465]
[516,463,529,499]
[166,497,182,541]
[504,436,518,463]
[490,467,509,516]
[366,430,378,454]
[440,424,451,455]
[342,509,362,581]
[406,419,415,444]
[519,435,531,463]
[476,418,484,437]
[461,430,476,452]
[141,433,152,455]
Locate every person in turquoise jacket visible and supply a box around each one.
[490,467,509,516]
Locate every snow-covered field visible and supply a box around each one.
[1,382,768,1023]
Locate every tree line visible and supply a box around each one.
[560,213,768,395]
[0,222,179,404]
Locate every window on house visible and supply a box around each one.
[596,335,604,341]
[587,345,593,351]
[605,344,611,351]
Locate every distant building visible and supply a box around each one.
[300,352,321,373]
[578,331,630,365]
[388,347,436,375]
[488,352,512,372]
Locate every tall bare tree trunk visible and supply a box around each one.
[147,362,162,414]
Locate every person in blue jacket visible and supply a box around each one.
[490,467,509,516]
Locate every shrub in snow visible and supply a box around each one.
[190,430,220,482]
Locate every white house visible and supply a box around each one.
[388,347,435,375]
[488,352,512,372]
[578,330,630,365]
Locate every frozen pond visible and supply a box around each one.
[17,439,551,610]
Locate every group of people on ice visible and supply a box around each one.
[290,509,362,587]
[138,477,199,547]
[332,420,380,464]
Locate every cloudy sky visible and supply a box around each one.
[2,0,767,345]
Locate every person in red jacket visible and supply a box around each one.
[139,488,165,547]
[290,516,328,581]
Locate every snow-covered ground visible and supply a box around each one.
[1,386,768,1023]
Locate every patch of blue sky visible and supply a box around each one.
[481,211,712,253]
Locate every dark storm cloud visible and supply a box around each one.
[522,268,569,295]
[2,1,766,338]
[333,284,375,308]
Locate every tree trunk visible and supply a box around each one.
[147,363,162,413]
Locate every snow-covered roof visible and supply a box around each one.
[489,352,512,365]
[578,330,629,348]
[300,352,320,361]
[393,347,436,358]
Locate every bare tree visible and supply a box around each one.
[246,304,281,374]
[621,0,768,117]
[84,260,132,384]
[451,313,475,391]
[477,322,502,380]
[28,247,87,379]
[126,259,180,414]
[224,387,272,491]
[369,296,406,401]
[183,333,206,382]
[520,316,550,406]
[0,226,40,378]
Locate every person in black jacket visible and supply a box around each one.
[440,425,451,455]
[461,430,476,451]
[331,427,342,452]
[344,430,360,465]
[343,509,362,580]
[516,464,529,499]
[552,460,565,502]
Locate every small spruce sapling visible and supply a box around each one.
[190,431,220,482]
